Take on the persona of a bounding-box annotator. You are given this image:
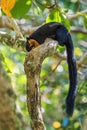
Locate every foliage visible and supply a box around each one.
[0,0,16,17]
[0,0,87,130]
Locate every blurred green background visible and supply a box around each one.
[0,0,87,130]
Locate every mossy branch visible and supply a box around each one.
[24,39,58,130]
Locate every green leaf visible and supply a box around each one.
[57,45,65,53]
[46,7,70,31]
[0,52,5,61]
[0,53,11,72]
[60,13,70,31]
[46,9,61,23]
[11,0,32,18]
[74,47,83,56]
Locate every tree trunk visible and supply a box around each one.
[24,39,58,130]
[0,62,26,130]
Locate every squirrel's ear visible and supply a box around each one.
[26,37,29,40]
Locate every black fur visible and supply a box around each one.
[26,22,78,116]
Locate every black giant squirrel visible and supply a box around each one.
[26,22,78,116]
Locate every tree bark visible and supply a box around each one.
[24,39,58,130]
[81,114,87,130]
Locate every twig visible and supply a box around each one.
[8,18,24,39]
[54,51,87,69]
[42,59,62,84]
[71,26,87,34]
[0,16,38,35]
[68,9,87,20]
[0,31,25,51]
[77,52,87,67]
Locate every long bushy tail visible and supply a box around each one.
[65,33,78,116]
[56,26,78,116]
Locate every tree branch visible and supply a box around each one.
[0,16,13,30]
[24,39,58,130]
[77,52,87,68]
[0,16,87,36]
[71,26,87,34]
[0,31,25,51]
[0,16,37,35]
[68,9,87,20]
[54,51,87,68]
[8,18,24,38]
